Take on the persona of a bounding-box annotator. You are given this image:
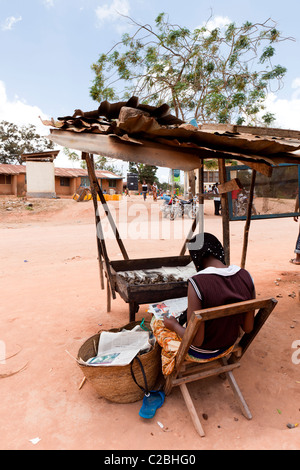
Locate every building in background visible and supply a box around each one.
[0,161,123,198]
[0,164,26,196]
[22,150,59,198]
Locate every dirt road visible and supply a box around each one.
[0,196,299,450]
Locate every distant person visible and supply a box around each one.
[231,188,242,216]
[162,192,171,203]
[290,196,300,265]
[142,181,148,201]
[152,182,158,201]
[213,183,221,216]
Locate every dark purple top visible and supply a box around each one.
[189,266,255,350]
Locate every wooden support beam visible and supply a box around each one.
[83,153,117,301]
[218,178,242,195]
[241,170,256,269]
[218,159,230,265]
[83,153,129,261]
[179,161,204,256]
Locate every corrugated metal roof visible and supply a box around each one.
[0,163,121,179]
[54,167,122,179]
[41,97,300,173]
[0,164,26,175]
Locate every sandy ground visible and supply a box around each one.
[0,194,300,451]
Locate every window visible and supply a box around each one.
[108,179,117,188]
[213,171,219,182]
[0,174,11,184]
[60,177,70,187]
[81,176,90,187]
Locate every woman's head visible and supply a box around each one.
[188,232,225,271]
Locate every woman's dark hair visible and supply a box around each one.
[188,232,225,271]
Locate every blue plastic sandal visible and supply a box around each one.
[139,390,165,419]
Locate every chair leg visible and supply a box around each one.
[180,383,205,437]
[221,359,252,420]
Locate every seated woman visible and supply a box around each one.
[162,232,256,364]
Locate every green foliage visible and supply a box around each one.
[128,162,158,184]
[63,147,123,175]
[90,14,293,126]
[261,112,276,126]
[0,121,54,164]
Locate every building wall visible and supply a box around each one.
[26,161,56,198]
[54,176,123,197]
[101,178,123,194]
[55,177,77,196]
[17,174,26,196]
[0,180,12,195]
[0,174,26,196]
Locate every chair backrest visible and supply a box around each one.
[173,297,278,374]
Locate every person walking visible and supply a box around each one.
[151,182,158,201]
[142,181,148,201]
[213,183,221,215]
[290,196,300,265]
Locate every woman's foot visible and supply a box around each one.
[289,258,300,265]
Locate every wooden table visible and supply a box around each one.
[110,255,191,321]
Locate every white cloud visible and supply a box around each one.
[291,78,300,100]
[195,15,231,34]
[95,0,130,25]
[1,16,22,31]
[0,80,49,135]
[264,86,300,131]
[43,0,55,7]
[205,15,231,31]
[0,80,83,168]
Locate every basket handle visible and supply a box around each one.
[130,355,150,396]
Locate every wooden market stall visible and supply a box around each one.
[42,98,300,320]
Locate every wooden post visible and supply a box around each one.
[83,153,129,261]
[179,161,204,256]
[197,161,204,235]
[83,153,117,303]
[188,170,195,197]
[81,154,105,290]
[218,159,230,265]
[241,170,256,269]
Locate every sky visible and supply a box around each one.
[1,0,300,182]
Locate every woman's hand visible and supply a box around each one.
[163,315,178,331]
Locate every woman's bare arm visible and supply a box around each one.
[163,282,204,346]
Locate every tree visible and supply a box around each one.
[128,162,158,184]
[0,121,54,164]
[90,13,293,126]
[63,147,123,175]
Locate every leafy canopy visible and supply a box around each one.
[63,147,123,175]
[0,121,54,164]
[128,162,158,184]
[90,13,293,126]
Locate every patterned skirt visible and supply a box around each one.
[151,317,234,376]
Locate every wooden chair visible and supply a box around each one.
[164,297,277,437]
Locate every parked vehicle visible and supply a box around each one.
[160,195,199,220]
[235,190,257,217]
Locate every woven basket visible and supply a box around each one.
[77,321,161,403]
